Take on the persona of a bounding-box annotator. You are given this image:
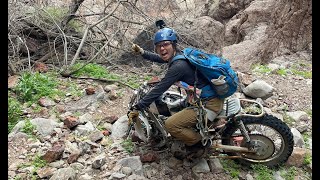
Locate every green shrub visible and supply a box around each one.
[8,96,23,133]
[220,159,241,178]
[276,68,288,76]
[303,153,312,165]
[253,64,272,74]
[121,138,134,154]
[290,69,312,79]
[251,164,273,180]
[72,63,120,80]
[14,72,61,103]
[41,7,83,32]
[22,119,36,136]
[281,166,297,180]
[32,154,47,168]
[283,113,295,126]
[18,154,47,180]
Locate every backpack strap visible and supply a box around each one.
[172,54,185,62]
[172,54,200,103]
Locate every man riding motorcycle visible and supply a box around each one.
[127,27,226,157]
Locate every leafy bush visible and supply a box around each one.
[121,138,134,154]
[251,164,273,180]
[220,159,241,178]
[17,154,47,180]
[281,166,297,180]
[276,68,288,76]
[290,69,312,79]
[41,7,83,32]
[72,63,121,79]
[8,96,22,133]
[126,74,143,89]
[252,64,272,74]
[14,72,61,103]
[303,152,312,165]
[22,119,36,136]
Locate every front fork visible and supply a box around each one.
[235,117,255,150]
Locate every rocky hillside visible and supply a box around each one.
[8,58,312,179]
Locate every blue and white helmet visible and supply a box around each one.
[153,27,177,45]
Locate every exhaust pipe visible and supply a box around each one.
[211,144,255,153]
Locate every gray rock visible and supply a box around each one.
[49,167,76,180]
[92,154,106,169]
[115,156,143,175]
[291,128,305,148]
[8,121,26,137]
[121,166,132,175]
[88,130,104,142]
[78,173,93,180]
[36,167,57,179]
[208,158,224,173]
[75,121,96,136]
[104,84,119,92]
[8,131,28,141]
[69,162,85,172]
[65,85,106,111]
[286,147,307,167]
[79,113,93,124]
[267,63,280,72]
[127,174,148,180]
[273,171,284,180]
[110,115,130,140]
[192,158,210,173]
[64,140,80,153]
[246,173,254,180]
[286,111,308,122]
[243,80,274,99]
[48,160,65,168]
[168,157,183,169]
[109,172,126,179]
[38,97,56,107]
[31,118,60,137]
[296,122,308,133]
[79,141,91,155]
[183,16,224,54]
[306,138,312,150]
[222,39,260,72]
[263,108,283,121]
[103,122,113,132]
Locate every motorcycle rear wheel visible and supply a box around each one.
[221,114,294,167]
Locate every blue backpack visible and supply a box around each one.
[173,47,239,99]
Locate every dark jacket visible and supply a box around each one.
[135,50,214,110]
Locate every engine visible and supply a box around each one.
[148,91,187,116]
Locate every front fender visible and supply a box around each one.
[133,114,152,143]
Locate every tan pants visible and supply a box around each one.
[165,97,225,146]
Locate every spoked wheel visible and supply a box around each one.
[130,114,168,148]
[222,114,294,167]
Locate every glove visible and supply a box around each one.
[131,44,144,55]
[127,109,139,125]
[127,104,141,125]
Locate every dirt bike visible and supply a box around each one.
[127,78,294,168]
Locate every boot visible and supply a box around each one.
[185,141,205,158]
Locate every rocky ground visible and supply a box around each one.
[8,55,312,180]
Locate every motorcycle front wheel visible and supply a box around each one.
[221,114,294,167]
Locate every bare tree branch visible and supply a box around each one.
[64,1,122,71]
[61,0,85,29]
